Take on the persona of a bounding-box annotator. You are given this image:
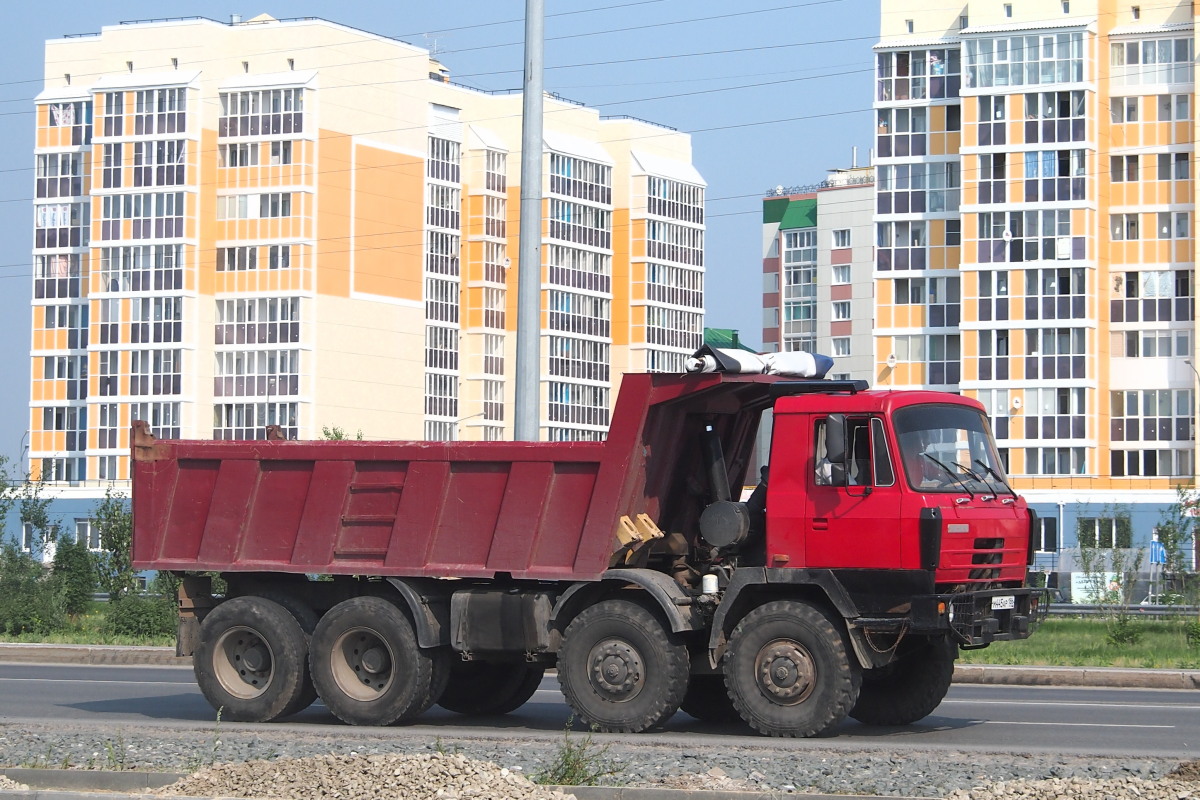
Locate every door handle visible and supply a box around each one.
[812,517,829,530]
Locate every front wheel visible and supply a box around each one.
[849,637,956,726]
[193,596,311,722]
[724,600,860,737]
[558,598,689,733]
[309,596,446,726]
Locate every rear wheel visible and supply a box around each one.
[680,674,740,723]
[437,661,544,715]
[725,600,860,738]
[849,638,956,726]
[309,596,445,726]
[253,589,319,717]
[193,596,310,722]
[558,598,689,733]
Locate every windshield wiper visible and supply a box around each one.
[974,458,1018,499]
[922,453,975,497]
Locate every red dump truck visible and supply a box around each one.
[132,370,1047,737]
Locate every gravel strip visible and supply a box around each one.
[4,724,1195,796]
[0,778,27,792]
[0,722,1193,798]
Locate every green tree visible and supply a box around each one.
[0,542,65,634]
[16,474,55,561]
[321,425,363,440]
[1075,503,1144,645]
[1155,487,1198,604]
[93,488,136,600]
[52,535,96,617]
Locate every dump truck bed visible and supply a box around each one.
[132,372,782,581]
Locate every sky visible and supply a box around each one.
[0,0,880,463]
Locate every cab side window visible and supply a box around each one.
[872,417,896,486]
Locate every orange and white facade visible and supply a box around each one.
[30,14,705,485]
[876,1,1198,566]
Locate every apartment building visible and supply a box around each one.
[761,166,876,384]
[28,12,706,509]
[876,1,1197,577]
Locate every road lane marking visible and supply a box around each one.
[979,721,1174,728]
[0,677,191,685]
[944,699,1199,710]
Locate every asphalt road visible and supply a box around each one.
[1,662,1197,758]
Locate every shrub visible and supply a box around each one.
[1186,620,1200,650]
[0,543,66,634]
[103,594,176,638]
[53,536,96,617]
[1105,615,1143,647]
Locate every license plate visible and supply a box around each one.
[991,595,1015,610]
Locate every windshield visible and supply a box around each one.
[893,404,1007,493]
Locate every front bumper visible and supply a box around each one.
[938,587,1051,646]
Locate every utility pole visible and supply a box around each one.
[514,0,544,441]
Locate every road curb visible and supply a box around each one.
[0,644,186,667]
[952,662,1200,690]
[0,769,935,800]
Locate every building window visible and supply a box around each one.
[964,31,1084,89]
[219,88,303,137]
[36,152,84,198]
[647,176,704,223]
[832,229,850,248]
[1110,389,1194,460]
[425,325,459,372]
[1077,517,1133,549]
[1110,268,1193,325]
[832,337,850,357]
[875,220,926,271]
[427,136,461,183]
[1110,96,1139,123]
[1157,152,1190,181]
[1003,4,1012,17]
[1111,213,1140,240]
[1158,94,1191,121]
[549,152,612,205]
[219,143,258,167]
[1023,447,1085,476]
[978,153,1007,203]
[34,201,89,248]
[1023,90,1086,144]
[832,264,851,284]
[875,107,927,158]
[1024,267,1086,321]
[905,19,913,33]
[215,297,300,345]
[76,520,100,550]
[1024,327,1087,379]
[1110,155,1139,182]
[214,401,297,441]
[1024,149,1085,202]
[832,301,851,321]
[1110,38,1194,86]
[131,401,180,439]
[135,88,186,135]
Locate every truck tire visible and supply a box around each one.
[849,638,955,726]
[724,600,861,738]
[193,596,312,723]
[557,598,689,733]
[680,674,740,723]
[253,589,319,717]
[437,661,544,715]
[309,596,445,726]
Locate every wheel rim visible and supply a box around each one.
[212,625,274,700]
[329,627,395,701]
[586,637,644,703]
[754,637,816,706]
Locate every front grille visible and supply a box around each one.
[969,537,1004,580]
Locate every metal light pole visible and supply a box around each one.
[514,0,545,441]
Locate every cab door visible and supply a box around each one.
[803,415,903,568]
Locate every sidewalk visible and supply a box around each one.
[1,642,1199,689]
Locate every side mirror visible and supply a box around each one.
[825,414,848,486]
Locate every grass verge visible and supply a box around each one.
[958,617,1200,670]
